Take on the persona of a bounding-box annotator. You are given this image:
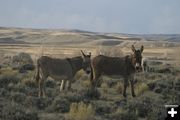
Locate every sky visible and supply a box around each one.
[0,0,180,34]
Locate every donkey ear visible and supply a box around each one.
[140,45,144,53]
[80,50,86,57]
[131,45,136,52]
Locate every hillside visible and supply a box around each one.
[0,27,179,47]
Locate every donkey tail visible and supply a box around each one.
[35,59,40,84]
[90,65,94,84]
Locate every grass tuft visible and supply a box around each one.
[66,102,95,120]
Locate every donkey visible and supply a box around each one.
[36,50,91,97]
[90,45,144,97]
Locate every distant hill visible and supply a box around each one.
[0,37,26,44]
[0,27,179,46]
[105,33,180,42]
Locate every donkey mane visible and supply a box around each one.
[66,56,83,74]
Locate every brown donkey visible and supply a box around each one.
[90,45,144,97]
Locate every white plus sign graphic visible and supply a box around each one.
[168,108,177,117]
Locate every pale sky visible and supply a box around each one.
[0,0,180,34]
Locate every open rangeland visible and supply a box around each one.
[0,27,180,120]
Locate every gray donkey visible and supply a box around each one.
[36,50,91,97]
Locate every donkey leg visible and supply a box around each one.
[130,75,136,97]
[38,80,42,97]
[60,80,67,91]
[63,80,67,90]
[42,77,47,98]
[60,80,64,92]
[123,78,128,97]
[94,72,101,88]
[67,80,72,91]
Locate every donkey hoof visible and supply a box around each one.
[132,94,136,97]
[123,93,127,98]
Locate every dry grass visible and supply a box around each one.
[95,46,124,57]
[135,83,149,96]
[0,67,18,75]
[115,82,123,94]
[82,80,91,88]
[101,82,109,94]
[66,102,95,120]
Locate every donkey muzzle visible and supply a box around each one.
[135,66,142,72]
[85,67,91,74]
[86,70,91,74]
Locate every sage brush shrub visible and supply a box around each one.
[46,97,70,113]
[0,101,38,120]
[0,74,20,88]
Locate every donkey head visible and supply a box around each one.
[131,45,144,72]
[81,50,91,74]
